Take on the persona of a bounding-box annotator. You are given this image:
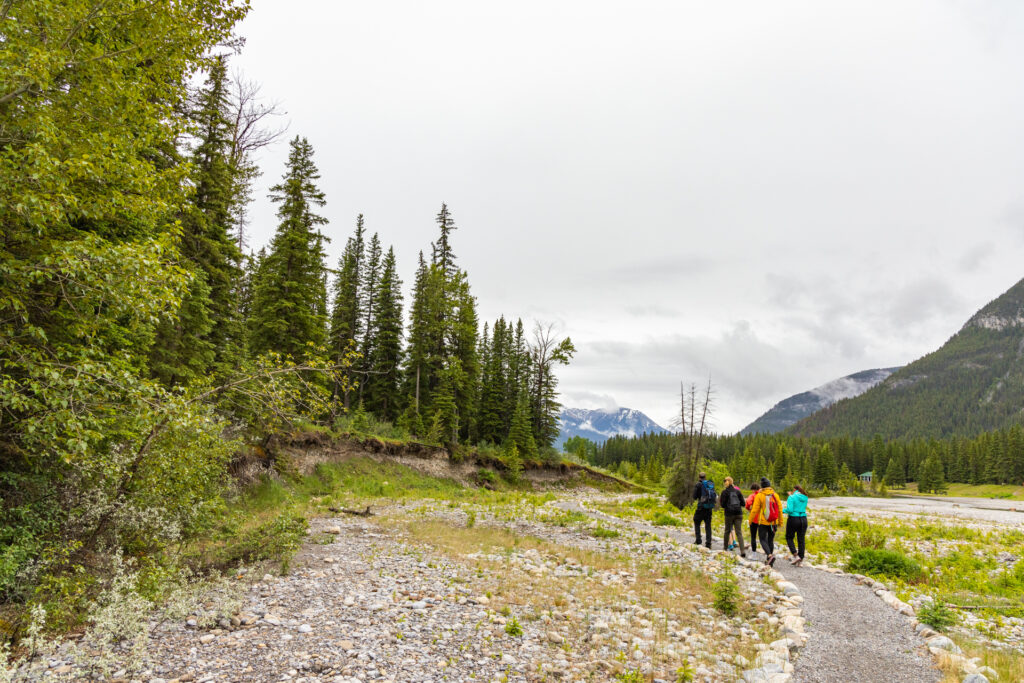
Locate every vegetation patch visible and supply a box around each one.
[846,548,923,582]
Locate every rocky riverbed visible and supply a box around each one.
[11,495,806,683]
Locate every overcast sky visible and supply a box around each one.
[233,1,1024,433]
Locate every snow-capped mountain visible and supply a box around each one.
[556,407,669,448]
[740,367,901,435]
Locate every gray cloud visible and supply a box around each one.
[958,243,994,272]
[233,0,1024,431]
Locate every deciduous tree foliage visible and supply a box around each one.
[0,0,251,600]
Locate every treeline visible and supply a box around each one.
[0,0,571,622]
[141,48,574,456]
[583,425,1024,492]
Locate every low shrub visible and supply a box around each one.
[614,669,646,683]
[712,565,741,616]
[847,548,922,581]
[917,599,959,631]
[215,510,307,569]
[591,526,620,539]
[504,616,523,636]
[651,511,682,527]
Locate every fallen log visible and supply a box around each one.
[328,505,374,517]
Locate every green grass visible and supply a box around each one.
[191,457,535,571]
[900,482,1024,501]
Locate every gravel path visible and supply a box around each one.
[558,501,942,683]
[773,561,939,683]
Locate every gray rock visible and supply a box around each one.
[962,675,990,683]
[926,635,962,653]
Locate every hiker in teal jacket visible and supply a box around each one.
[783,485,809,566]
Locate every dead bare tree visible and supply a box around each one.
[667,378,715,509]
[226,69,288,252]
[529,322,576,451]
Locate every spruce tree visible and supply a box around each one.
[364,247,404,420]
[329,216,365,406]
[151,56,242,384]
[329,216,365,353]
[403,252,431,414]
[813,444,837,489]
[249,136,329,358]
[478,317,508,443]
[358,232,383,402]
[885,456,906,488]
[507,392,538,460]
[871,434,887,480]
[772,444,790,485]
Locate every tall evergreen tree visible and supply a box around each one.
[358,233,383,400]
[478,317,509,443]
[363,247,404,420]
[883,458,902,489]
[151,56,243,384]
[507,391,538,460]
[249,136,329,358]
[328,215,366,406]
[403,252,431,413]
[813,444,838,489]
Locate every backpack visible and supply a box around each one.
[699,480,717,509]
[723,487,744,515]
[764,491,781,524]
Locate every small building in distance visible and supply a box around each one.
[858,471,873,484]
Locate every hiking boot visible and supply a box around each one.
[767,554,776,567]
[693,540,702,546]
[741,553,747,558]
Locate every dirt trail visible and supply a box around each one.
[555,501,940,683]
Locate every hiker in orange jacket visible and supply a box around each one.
[749,477,783,567]
[745,483,760,559]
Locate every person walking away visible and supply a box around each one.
[719,477,747,557]
[784,485,809,566]
[749,477,782,566]
[746,483,760,558]
[692,472,716,548]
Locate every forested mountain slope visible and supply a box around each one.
[740,367,900,435]
[790,277,1024,439]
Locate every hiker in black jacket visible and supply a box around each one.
[719,477,747,557]
[692,472,715,548]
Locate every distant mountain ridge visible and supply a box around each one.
[790,276,1024,439]
[556,407,669,448]
[740,367,901,435]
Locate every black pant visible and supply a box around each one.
[693,507,712,546]
[749,522,759,551]
[758,524,776,556]
[786,516,807,559]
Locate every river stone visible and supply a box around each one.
[962,675,990,683]
[927,635,962,653]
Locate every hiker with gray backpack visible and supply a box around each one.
[719,476,747,557]
[692,472,716,548]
